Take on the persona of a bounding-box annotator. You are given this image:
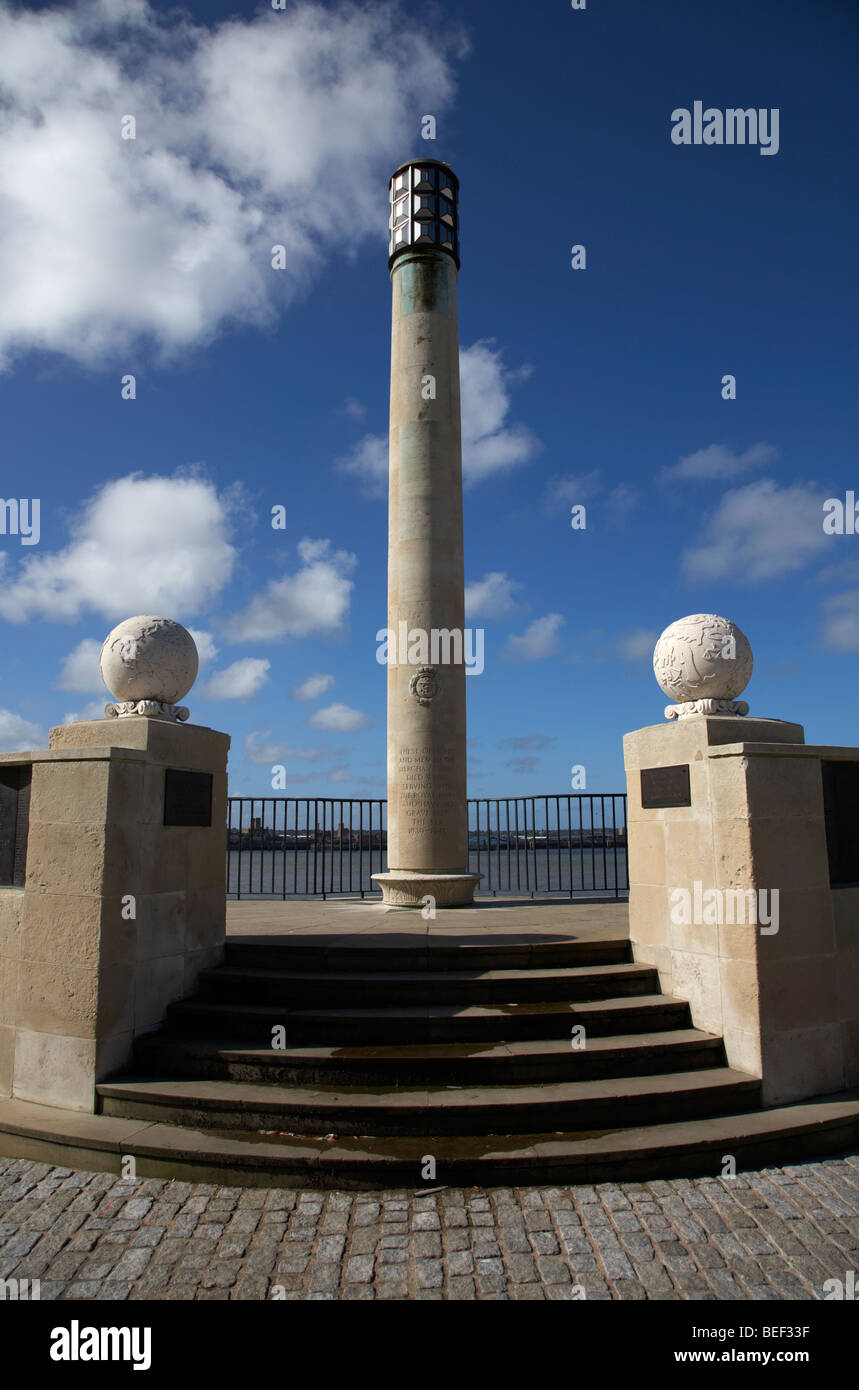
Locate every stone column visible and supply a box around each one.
[372,160,479,908]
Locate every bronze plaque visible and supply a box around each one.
[640,764,691,809]
[164,768,213,827]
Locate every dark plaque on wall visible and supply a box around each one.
[821,760,859,885]
[0,765,31,886]
[163,768,213,827]
[640,764,691,809]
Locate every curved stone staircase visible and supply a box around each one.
[91,932,857,1186]
[2,925,858,1188]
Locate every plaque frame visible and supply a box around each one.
[640,764,691,810]
[163,768,213,827]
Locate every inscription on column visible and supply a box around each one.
[398,746,457,837]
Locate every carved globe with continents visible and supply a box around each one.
[653,613,753,719]
[100,615,199,722]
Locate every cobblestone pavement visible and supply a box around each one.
[1,1154,858,1301]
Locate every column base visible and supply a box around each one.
[372,871,482,908]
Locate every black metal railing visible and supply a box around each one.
[226,794,627,899]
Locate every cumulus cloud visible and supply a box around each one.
[0,708,44,750]
[0,473,236,622]
[822,592,859,652]
[616,629,659,662]
[465,572,521,619]
[57,638,105,692]
[543,471,602,508]
[682,479,828,582]
[504,756,538,775]
[222,538,355,641]
[203,657,270,700]
[308,701,371,731]
[339,341,538,495]
[292,673,335,701]
[244,731,345,764]
[543,471,638,518]
[338,434,388,497]
[61,698,109,724]
[661,442,779,484]
[502,614,564,661]
[0,0,460,371]
[501,734,556,752]
[460,341,539,486]
[188,629,218,668]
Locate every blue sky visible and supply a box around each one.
[0,0,856,797]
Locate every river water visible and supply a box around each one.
[226,848,628,898]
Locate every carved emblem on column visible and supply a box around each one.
[409,666,440,706]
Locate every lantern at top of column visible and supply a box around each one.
[388,159,460,269]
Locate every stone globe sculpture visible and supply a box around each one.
[653,614,753,720]
[100,616,198,722]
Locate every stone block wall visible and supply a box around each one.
[0,716,229,1111]
[624,715,859,1106]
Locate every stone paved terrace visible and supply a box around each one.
[224,894,631,942]
[2,899,857,1299]
[1,1155,858,1300]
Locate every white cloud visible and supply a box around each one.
[502,614,564,661]
[245,731,345,764]
[204,658,270,700]
[617,629,659,662]
[0,473,236,622]
[0,708,43,750]
[544,471,602,508]
[339,341,538,495]
[465,572,521,619]
[822,591,859,652]
[607,483,639,514]
[661,443,779,484]
[0,1,460,371]
[222,538,355,642]
[502,734,555,751]
[460,342,539,486]
[682,479,829,582]
[58,638,105,692]
[327,766,351,784]
[188,629,218,668]
[338,434,388,497]
[292,673,335,701]
[543,471,638,518]
[62,698,109,724]
[308,702,371,731]
[505,756,538,775]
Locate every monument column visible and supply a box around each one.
[373,159,479,908]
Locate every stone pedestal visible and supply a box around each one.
[624,714,859,1104]
[0,716,229,1111]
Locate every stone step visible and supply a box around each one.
[4,1091,859,1189]
[224,937,631,973]
[96,1067,761,1136]
[133,1028,725,1087]
[197,961,658,1008]
[166,992,691,1044]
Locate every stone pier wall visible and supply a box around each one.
[0,716,229,1111]
[624,715,859,1106]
